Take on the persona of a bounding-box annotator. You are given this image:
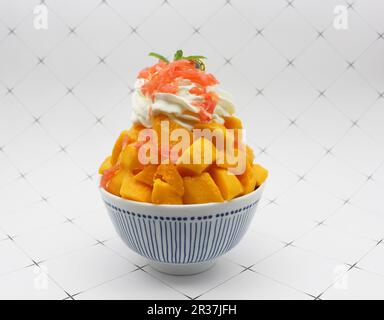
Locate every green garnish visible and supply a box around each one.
[149,50,207,70]
[148,52,169,63]
[183,55,206,60]
[173,50,183,61]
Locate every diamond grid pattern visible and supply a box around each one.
[0,0,383,300]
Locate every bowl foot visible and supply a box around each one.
[148,260,216,276]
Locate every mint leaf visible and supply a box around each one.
[174,50,183,60]
[148,51,207,69]
[148,52,169,63]
[184,55,206,60]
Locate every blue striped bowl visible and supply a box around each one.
[100,184,265,275]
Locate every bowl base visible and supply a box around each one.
[148,260,216,276]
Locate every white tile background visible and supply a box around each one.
[0,0,383,300]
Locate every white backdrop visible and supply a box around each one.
[0,0,384,300]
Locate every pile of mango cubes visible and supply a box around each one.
[99,115,268,204]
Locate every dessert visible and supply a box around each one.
[99,50,268,204]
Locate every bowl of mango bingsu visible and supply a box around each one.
[99,51,268,275]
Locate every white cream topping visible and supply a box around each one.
[131,79,236,129]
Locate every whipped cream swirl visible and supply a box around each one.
[131,79,236,129]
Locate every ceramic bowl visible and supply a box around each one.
[100,183,265,275]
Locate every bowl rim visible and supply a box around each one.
[99,179,266,209]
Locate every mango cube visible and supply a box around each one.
[120,173,152,202]
[118,144,143,172]
[111,130,129,165]
[254,164,268,187]
[111,125,145,165]
[215,147,247,170]
[223,116,243,129]
[246,145,254,164]
[152,114,186,147]
[209,167,244,200]
[151,179,183,205]
[106,170,128,196]
[98,156,112,174]
[155,163,184,196]
[183,173,224,204]
[127,123,145,141]
[194,121,229,150]
[194,121,226,136]
[194,121,226,131]
[239,163,268,194]
[134,164,158,186]
[176,138,216,176]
